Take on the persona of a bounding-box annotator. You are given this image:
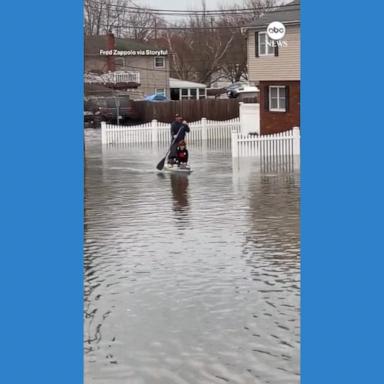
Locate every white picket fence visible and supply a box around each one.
[101,118,241,144]
[231,127,300,158]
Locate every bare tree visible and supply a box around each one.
[161,0,278,85]
[84,0,163,40]
[243,0,277,20]
[84,0,103,36]
[163,29,195,80]
[215,0,278,83]
[124,8,160,40]
[84,0,127,36]
[84,0,278,84]
[162,1,234,86]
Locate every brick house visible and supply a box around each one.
[84,33,170,99]
[244,0,300,134]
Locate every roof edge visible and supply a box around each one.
[242,20,300,33]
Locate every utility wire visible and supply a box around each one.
[84,4,300,31]
[86,18,298,30]
[86,0,299,16]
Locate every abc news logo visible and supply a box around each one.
[267,21,286,41]
[267,40,288,48]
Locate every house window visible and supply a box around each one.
[115,57,125,67]
[181,88,189,100]
[269,86,286,112]
[259,32,274,56]
[154,57,165,68]
[155,88,166,96]
[170,88,180,100]
[178,88,206,100]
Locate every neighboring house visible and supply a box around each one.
[84,33,170,99]
[169,78,207,100]
[244,0,300,134]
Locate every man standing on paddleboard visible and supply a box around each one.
[168,114,190,165]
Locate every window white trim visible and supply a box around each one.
[190,88,197,99]
[178,88,205,100]
[199,88,206,99]
[154,56,165,68]
[115,57,125,67]
[181,88,189,100]
[258,31,274,56]
[269,86,286,112]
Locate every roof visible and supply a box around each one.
[246,0,300,30]
[169,78,206,89]
[84,35,159,55]
[115,38,158,51]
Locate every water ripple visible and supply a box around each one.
[84,130,300,384]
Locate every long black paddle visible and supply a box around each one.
[156,127,182,170]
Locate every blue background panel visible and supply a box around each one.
[1,0,384,383]
[0,1,83,383]
[302,0,384,383]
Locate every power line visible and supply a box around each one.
[84,5,300,31]
[87,19,297,31]
[86,0,299,17]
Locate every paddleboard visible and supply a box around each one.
[163,164,193,173]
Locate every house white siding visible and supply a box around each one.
[116,56,170,97]
[247,25,300,81]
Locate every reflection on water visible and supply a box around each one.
[84,130,300,384]
[170,173,189,214]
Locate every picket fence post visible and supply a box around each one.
[151,119,158,142]
[292,126,300,155]
[231,131,239,157]
[201,117,207,140]
[101,121,107,144]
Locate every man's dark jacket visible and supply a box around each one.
[170,121,190,141]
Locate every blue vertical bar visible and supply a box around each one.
[302,0,384,383]
[0,1,83,383]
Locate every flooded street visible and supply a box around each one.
[84,130,300,384]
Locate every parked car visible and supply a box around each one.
[227,85,259,98]
[226,82,248,98]
[144,93,168,102]
[84,95,138,124]
[226,82,260,99]
[232,85,259,99]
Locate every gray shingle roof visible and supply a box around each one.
[248,0,300,29]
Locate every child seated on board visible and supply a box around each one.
[175,140,189,166]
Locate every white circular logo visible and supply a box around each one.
[267,21,286,40]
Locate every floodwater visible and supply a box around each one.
[84,130,300,384]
